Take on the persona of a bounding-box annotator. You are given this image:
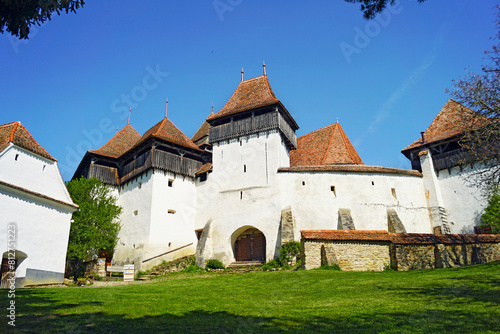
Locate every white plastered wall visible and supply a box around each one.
[195,130,290,266]
[436,164,488,234]
[278,171,433,234]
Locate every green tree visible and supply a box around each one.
[66,177,122,278]
[447,6,500,192]
[344,0,427,19]
[0,0,85,39]
[481,190,500,233]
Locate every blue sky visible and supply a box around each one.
[1,0,498,180]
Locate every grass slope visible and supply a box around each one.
[2,262,500,333]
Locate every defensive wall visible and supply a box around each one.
[301,230,500,271]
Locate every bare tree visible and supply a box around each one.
[344,0,427,19]
[447,7,500,193]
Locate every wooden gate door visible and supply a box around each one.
[234,229,266,262]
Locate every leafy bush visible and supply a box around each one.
[181,265,204,273]
[278,241,301,266]
[206,259,225,270]
[261,259,280,271]
[318,263,342,271]
[481,191,500,233]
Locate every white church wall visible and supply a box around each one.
[143,170,198,268]
[278,171,432,234]
[436,164,488,234]
[112,170,154,265]
[195,130,291,266]
[0,190,72,287]
[0,145,73,204]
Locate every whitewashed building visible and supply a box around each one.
[0,122,78,287]
[74,71,491,270]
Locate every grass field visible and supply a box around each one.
[2,262,500,333]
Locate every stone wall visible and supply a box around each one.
[301,230,500,272]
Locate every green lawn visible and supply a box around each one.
[2,262,500,333]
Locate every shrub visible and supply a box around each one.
[206,259,225,270]
[261,259,280,271]
[278,241,301,266]
[318,263,342,271]
[182,265,204,273]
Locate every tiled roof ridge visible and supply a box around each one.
[9,121,20,142]
[402,99,481,152]
[1,121,56,161]
[321,123,338,165]
[137,117,202,152]
[262,75,279,102]
[337,122,360,165]
[301,229,500,244]
[92,124,139,152]
[278,164,422,177]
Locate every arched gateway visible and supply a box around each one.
[233,228,266,262]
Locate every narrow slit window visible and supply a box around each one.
[331,186,336,198]
[243,165,247,173]
[371,181,375,186]
[391,188,397,200]
[168,179,174,187]
[240,191,243,200]
[302,181,306,186]
[15,154,19,161]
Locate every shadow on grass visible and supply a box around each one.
[2,290,499,334]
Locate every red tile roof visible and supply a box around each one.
[301,230,500,244]
[136,117,202,152]
[279,165,422,177]
[191,112,213,145]
[0,121,55,161]
[301,230,391,242]
[290,122,363,166]
[90,124,141,158]
[402,99,485,152]
[207,75,280,121]
[196,162,213,175]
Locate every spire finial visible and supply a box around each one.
[128,108,131,125]
[263,61,266,76]
[165,98,168,118]
[336,117,338,123]
[116,126,119,135]
[241,67,244,82]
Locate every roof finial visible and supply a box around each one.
[336,117,339,123]
[165,98,168,118]
[241,67,244,82]
[263,61,267,76]
[116,126,119,135]
[128,108,131,125]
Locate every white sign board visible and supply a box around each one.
[123,264,134,281]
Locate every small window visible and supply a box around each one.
[240,141,242,146]
[302,181,306,186]
[371,181,375,186]
[15,154,19,161]
[199,173,207,182]
[42,165,46,171]
[168,209,176,214]
[331,186,336,198]
[243,165,247,173]
[240,191,243,200]
[168,179,174,187]
[133,210,138,216]
[391,188,397,200]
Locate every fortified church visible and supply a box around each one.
[73,68,490,271]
